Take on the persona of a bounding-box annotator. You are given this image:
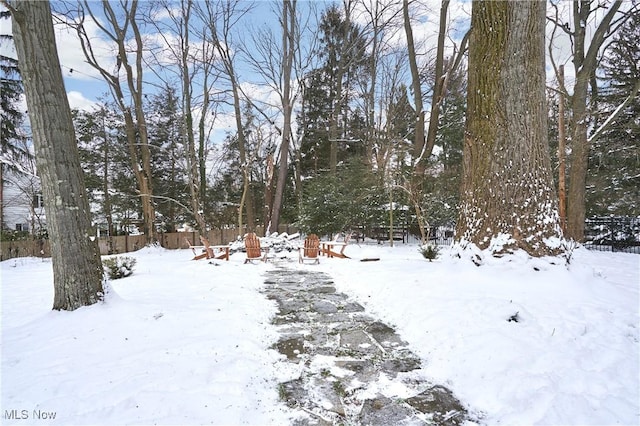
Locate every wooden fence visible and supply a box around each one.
[0,224,299,261]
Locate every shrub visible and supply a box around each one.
[419,243,440,261]
[102,256,137,279]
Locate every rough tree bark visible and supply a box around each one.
[8,0,104,310]
[455,0,565,261]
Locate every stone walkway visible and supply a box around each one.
[262,265,479,425]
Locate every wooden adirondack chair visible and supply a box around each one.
[185,236,212,260]
[185,236,230,261]
[244,233,268,263]
[321,232,352,258]
[299,234,320,264]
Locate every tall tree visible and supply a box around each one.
[319,2,369,173]
[6,0,104,310]
[146,85,189,233]
[74,104,125,252]
[244,0,301,234]
[548,0,630,241]
[195,0,257,234]
[151,0,213,233]
[402,0,469,244]
[402,0,425,174]
[455,0,565,261]
[298,4,369,176]
[269,0,296,234]
[63,0,158,244]
[356,0,403,171]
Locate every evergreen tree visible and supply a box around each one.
[588,11,640,216]
[208,103,268,230]
[423,64,466,226]
[1,10,32,231]
[0,11,29,169]
[298,159,384,237]
[146,85,189,233]
[298,4,370,176]
[74,104,134,239]
[0,55,28,169]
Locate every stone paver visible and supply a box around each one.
[262,265,479,425]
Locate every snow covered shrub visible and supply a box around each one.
[419,243,440,261]
[102,256,137,280]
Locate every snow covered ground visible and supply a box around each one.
[1,242,638,425]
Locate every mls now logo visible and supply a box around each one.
[4,409,57,420]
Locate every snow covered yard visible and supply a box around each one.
[322,245,640,425]
[1,243,638,425]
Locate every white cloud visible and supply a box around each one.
[53,16,114,83]
[67,91,98,112]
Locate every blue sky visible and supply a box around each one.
[17,0,471,144]
[1,0,593,140]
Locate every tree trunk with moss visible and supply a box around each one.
[10,0,104,310]
[455,1,564,260]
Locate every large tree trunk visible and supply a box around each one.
[455,0,564,260]
[10,0,104,310]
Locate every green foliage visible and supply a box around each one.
[1,32,32,173]
[0,229,31,242]
[74,103,140,232]
[102,256,137,280]
[297,160,385,236]
[146,85,191,232]
[418,243,440,261]
[297,4,370,176]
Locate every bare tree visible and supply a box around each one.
[6,0,104,310]
[62,0,157,244]
[242,0,322,233]
[402,0,468,244]
[547,0,633,241]
[402,0,426,175]
[249,0,297,234]
[455,0,565,261]
[149,0,217,233]
[354,0,403,171]
[195,0,256,234]
[424,0,470,164]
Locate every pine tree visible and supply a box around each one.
[146,85,189,233]
[1,10,32,230]
[74,103,133,243]
[0,11,27,165]
[298,4,370,175]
